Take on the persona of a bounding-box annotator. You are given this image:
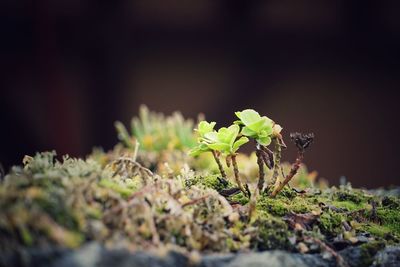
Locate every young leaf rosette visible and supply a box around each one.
[235,109,274,146]
[189,121,217,156]
[203,125,249,155]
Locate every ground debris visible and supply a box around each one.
[284,211,320,231]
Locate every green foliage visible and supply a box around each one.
[189,121,216,156]
[190,122,248,157]
[116,105,197,152]
[205,125,249,155]
[235,109,274,146]
[197,121,216,138]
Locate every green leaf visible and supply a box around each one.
[198,124,243,154]
[235,109,261,125]
[197,121,216,137]
[259,128,273,138]
[227,125,240,146]
[215,125,238,146]
[257,136,272,146]
[233,136,249,152]
[247,118,273,133]
[241,126,257,137]
[216,127,230,143]
[208,143,231,152]
[189,143,210,156]
[236,109,275,146]
[204,131,219,143]
[189,146,202,156]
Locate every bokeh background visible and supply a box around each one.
[1,0,399,188]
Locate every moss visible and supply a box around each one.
[202,174,232,192]
[330,200,366,211]
[376,207,400,236]
[98,179,134,198]
[35,190,80,231]
[1,108,400,254]
[334,188,370,205]
[256,193,318,217]
[319,210,345,235]
[276,186,297,199]
[19,225,33,246]
[257,196,288,216]
[230,192,249,205]
[185,173,233,192]
[361,223,391,238]
[381,196,400,209]
[253,216,291,250]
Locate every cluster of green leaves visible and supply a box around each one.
[191,109,278,157]
[235,109,274,146]
[190,121,249,156]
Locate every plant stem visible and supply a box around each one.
[211,150,227,179]
[270,151,304,197]
[231,154,248,197]
[269,139,282,190]
[132,139,140,162]
[256,147,265,192]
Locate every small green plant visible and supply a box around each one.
[234,109,274,146]
[190,109,313,199]
[235,109,286,192]
[115,105,197,152]
[191,123,249,195]
[206,125,249,195]
[190,121,227,179]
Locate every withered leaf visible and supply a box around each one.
[284,211,319,230]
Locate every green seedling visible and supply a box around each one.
[190,121,227,179]
[235,109,278,192]
[235,109,289,193]
[206,125,249,196]
[191,123,249,195]
[190,110,313,199]
[235,109,274,146]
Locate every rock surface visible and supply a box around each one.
[1,242,400,267]
[372,246,400,267]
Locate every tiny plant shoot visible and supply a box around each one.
[235,109,288,194]
[190,121,227,179]
[190,109,314,198]
[190,123,249,196]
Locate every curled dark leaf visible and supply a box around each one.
[219,187,241,197]
[258,145,274,169]
[217,176,229,187]
[290,132,314,151]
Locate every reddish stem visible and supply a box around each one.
[270,151,304,197]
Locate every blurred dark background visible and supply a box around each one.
[1,0,399,188]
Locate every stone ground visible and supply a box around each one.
[1,242,399,267]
